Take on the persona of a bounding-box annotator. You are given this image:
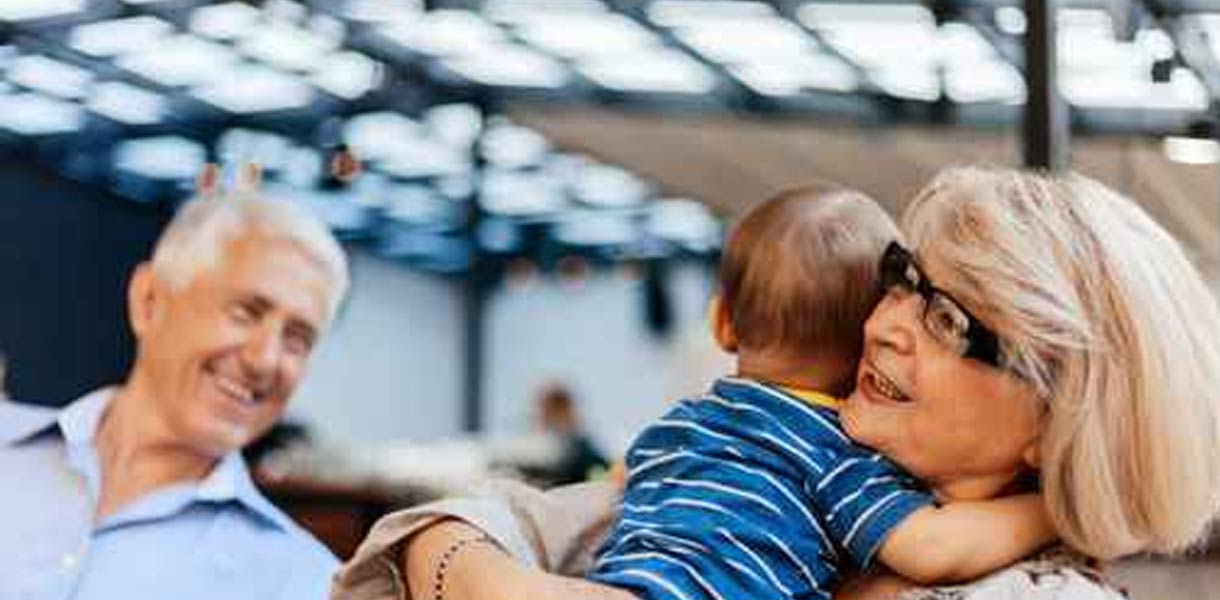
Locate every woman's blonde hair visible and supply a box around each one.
[903,166,1220,559]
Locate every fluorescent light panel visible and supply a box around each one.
[0,93,84,135]
[1164,136,1220,165]
[311,51,383,99]
[442,45,570,88]
[578,50,717,94]
[0,0,85,22]
[191,66,315,113]
[114,136,207,180]
[486,0,606,24]
[240,23,341,72]
[190,2,262,40]
[675,20,818,64]
[648,1,776,26]
[375,11,505,57]
[7,55,93,100]
[513,14,659,59]
[117,35,241,87]
[70,16,175,57]
[87,81,166,125]
[730,56,859,95]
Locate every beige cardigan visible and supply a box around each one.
[330,480,1125,600]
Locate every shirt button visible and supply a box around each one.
[60,554,78,570]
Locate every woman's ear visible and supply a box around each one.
[708,296,738,354]
[1021,439,1042,470]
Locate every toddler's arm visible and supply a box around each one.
[877,493,1056,584]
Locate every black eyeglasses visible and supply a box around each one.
[878,242,1003,369]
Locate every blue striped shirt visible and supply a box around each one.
[589,377,933,600]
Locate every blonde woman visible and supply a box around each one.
[332,167,1220,600]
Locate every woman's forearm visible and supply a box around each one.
[403,519,516,600]
[402,518,635,600]
[835,568,917,600]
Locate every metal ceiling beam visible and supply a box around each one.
[1024,0,1071,169]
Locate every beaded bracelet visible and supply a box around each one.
[431,533,496,600]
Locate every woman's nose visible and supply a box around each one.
[864,291,920,356]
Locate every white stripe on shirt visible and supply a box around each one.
[597,552,729,600]
[827,476,900,522]
[716,527,794,597]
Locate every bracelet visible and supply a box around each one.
[431,533,496,600]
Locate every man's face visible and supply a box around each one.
[132,233,331,458]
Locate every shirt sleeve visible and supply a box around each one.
[807,453,935,569]
[589,413,839,600]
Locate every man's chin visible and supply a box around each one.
[187,420,255,458]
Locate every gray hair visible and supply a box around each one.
[904,166,1220,558]
[151,193,350,322]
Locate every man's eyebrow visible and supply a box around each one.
[286,318,319,341]
[234,294,274,312]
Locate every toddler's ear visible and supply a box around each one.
[708,296,738,353]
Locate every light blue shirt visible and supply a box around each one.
[0,388,339,600]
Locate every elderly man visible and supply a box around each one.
[0,193,349,599]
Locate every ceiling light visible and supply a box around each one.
[0,93,84,135]
[114,136,207,181]
[579,50,717,94]
[86,82,167,125]
[310,51,383,99]
[1164,136,1220,165]
[191,66,315,113]
[0,0,85,22]
[117,35,240,87]
[190,2,262,40]
[69,16,174,57]
[7,55,93,100]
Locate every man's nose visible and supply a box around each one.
[240,324,282,382]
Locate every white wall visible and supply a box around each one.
[290,250,463,447]
[291,248,732,454]
[485,263,730,454]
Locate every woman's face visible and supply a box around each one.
[840,253,1043,501]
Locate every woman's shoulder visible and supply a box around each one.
[899,547,1127,600]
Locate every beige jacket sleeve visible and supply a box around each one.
[330,480,1125,600]
[329,479,622,600]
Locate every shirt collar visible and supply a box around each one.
[778,386,842,411]
[2,387,293,533]
[58,387,116,447]
[198,451,296,532]
[0,387,114,446]
[0,399,60,445]
[716,376,843,411]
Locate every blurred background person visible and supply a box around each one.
[532,383,608,486]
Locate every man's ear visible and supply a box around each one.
[128,263,166,338]
[708,295,738,354]
[195,163,222,199]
